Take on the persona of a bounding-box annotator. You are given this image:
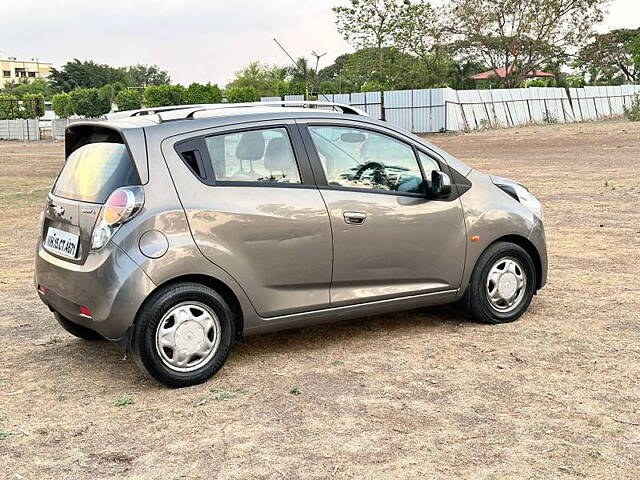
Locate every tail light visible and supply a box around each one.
[91,186,144,250]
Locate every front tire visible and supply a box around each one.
[463,242,536,324]
[130,282,235,387]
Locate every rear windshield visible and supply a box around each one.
[53,142,140,203]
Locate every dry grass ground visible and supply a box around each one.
[0,120,639,479]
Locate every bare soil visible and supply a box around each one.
[1,120,639,479]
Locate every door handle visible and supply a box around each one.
[343,211,367,225]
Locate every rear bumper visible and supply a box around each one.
[35,241,156,341]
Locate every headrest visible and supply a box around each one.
[264,137,294,171]
[236,131,265,161]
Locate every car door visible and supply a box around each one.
[299,120,466,307]
[162,120,332,317]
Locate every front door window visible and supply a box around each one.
[308,126,424,194]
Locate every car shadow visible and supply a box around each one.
[25,305,472,390]
[232,305,467,360]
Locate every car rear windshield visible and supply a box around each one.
[52,142,141,203]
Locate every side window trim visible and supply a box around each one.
[414,147,445,182]
[172,122,317,188]
[299,121,428,197]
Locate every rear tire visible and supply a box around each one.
[54,312,103,340]
[130,282,235,388]
[463,242,536,324]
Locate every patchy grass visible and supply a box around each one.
[209,387,239,401]
[114,394,134,408]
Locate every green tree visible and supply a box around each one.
[226,62,289,97]
[115,89,143,111]
[317,53,358,93]
[69,88,111,117]
[49,59,127,92]
[333,0,404,88]
[143,84,186,107]
[0,78,56,99]
[449,0,607,88]
[123,64,171,87]
[575,28,640,85]
[320,47,428,91]
[393,0,456,85]
[226,86,259,103]
[51,93,73,117]
[184,83,223,104]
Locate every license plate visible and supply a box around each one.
[44,227,79,259]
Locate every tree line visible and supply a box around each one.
[1,0,638,119]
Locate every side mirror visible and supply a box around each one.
[431,170,452,198]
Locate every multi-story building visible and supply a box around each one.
[1,58,52,87]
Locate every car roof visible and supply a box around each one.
[89,106,375,136]
[70,104,472,176]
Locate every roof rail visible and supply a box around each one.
[105,104,211,120]
[156,101,368,122]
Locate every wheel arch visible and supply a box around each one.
[491,234,543,291]
[133,274,245,341]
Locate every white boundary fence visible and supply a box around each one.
[2,85,637,141]
[268,84,640,134]
[51,118,102,140]
[0,119,39,141]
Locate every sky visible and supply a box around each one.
[0,0,638,86]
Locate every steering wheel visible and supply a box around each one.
[353,162,390,188]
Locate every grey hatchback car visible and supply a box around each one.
[35,101,547,387]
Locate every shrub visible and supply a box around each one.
[143,84,186,107]
[69,88,111,118]
[623,94,640,122]
[563,75,586,88]
[0,94,44,119]
[51,93,73,118]
[226,86,259,103]
[22,94,45,118]
[184,82,223,104]
[115,89,143,111]
[361,81,385,92]
[98,84,119,111]
[0,94,19,120]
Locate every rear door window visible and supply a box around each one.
[53,143,140,203]
[204,127,301,184]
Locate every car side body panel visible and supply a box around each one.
[317,188,466,305]
[157,121,333,318]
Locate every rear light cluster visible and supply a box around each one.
[91,186,144,250]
